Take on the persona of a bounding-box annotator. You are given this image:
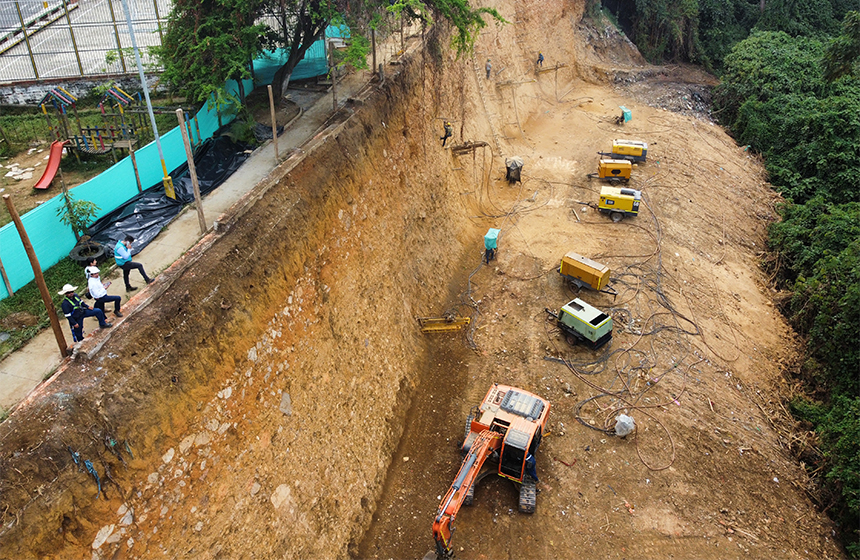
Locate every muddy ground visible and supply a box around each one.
[0,1,845,559]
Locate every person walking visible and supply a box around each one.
[440,121,453,147]
[537,52,544,67]
[114,234,152,292]
[59,284,112,343]
[85,261,123,318]
[485,58,492,79]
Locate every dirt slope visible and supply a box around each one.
[0,1,844,559]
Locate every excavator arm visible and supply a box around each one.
[432,430,502,559]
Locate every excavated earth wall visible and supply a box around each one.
[0,27,477,559]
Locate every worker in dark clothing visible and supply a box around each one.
[440,121,453,147]
[525,453,539,483]
[59,284,112,342]
[485,58,492,79]
[537,52,544,67]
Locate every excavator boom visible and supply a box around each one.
[432,430,502,559]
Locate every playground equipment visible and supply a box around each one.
[39,86,146,163]
[32,140,69,190]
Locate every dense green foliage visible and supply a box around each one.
[825,10,860,80]
[158,0,503,103]
[711,20,860,555]
[157,0,266,104]
[714,31,860,204]
[614,0,853,72]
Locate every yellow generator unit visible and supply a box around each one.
[599,186,641,222]
[558,251,616,296]
[598,139,647,162]
[588,159,631,184]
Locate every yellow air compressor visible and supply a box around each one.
[558,251,617,296]
[598,139,647,163]
[598,186,641,222]
[588,159,631,184]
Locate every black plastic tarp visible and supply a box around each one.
[88,135,250,256]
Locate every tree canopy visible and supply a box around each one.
[157,0,266,104]
[157,0,504,103]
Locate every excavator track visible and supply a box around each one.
[518,477,537,514]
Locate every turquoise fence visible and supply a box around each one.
[0,38,332,301]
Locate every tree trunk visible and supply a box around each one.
[237,77,246,104]
[760,0,765,13]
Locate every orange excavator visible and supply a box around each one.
[430,384,551,559]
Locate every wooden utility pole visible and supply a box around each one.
[175,109,206,234]
[371,28,377,78]
[0,254,12,296]
[3,195,68,358]
[329,42,338,112]
[267,85,279,160]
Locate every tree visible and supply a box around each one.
[157,0,267,104]
[56,190,99,243]
[824,11,860,81]
[160,0,504,103]
[264,0,346,100]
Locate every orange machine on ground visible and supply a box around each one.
[430,384,550,559]
[587,158,631,184]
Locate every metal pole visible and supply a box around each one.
[106,0,127,73]
[62,0,84,76]
[3,195,68,358]
[121,0,174,199]
[175,109,206,234]
[14,1,38,80]
[267,85,278,160]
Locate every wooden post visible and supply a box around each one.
[0,254,13,296]
[329,40,337,112]
[175,109,206,234]
[267,85,279,160]
[371,28,377,77]
[3,195,68,358]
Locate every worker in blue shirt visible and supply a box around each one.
[114,234,152,292]
[525,453,539,483]
[59,283,111,342]
[537,52,544,67]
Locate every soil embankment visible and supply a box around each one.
[0,1,845,559]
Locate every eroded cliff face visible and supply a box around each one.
[0,26,484,559]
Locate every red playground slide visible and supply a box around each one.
[33,140,69,190]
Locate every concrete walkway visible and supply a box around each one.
[0,69,383,413]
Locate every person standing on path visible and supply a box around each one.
[59,284,112,343]
[486,58,492,79]
[537,52,544,67]
[114,235,152,292]
[85,261,123,318]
